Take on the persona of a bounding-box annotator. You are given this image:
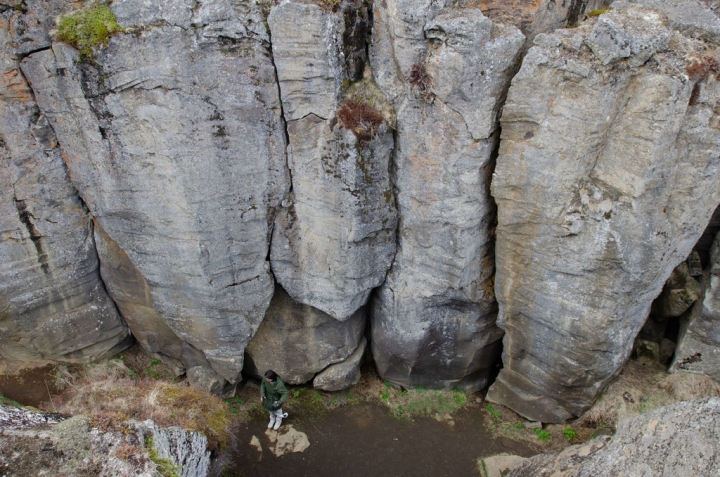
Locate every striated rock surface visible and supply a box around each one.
[143,419,211,477]
[369,1,523,391]
[0,15,130,363]
[245,285,365,385]
[313,336,367,391]
[94,221,185,375]
[671,232,720,381]
[508,398,720,476]
[489,1,720,422]
[20,0,290,387]
[269,1,397,320]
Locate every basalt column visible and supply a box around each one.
[488,0,720,422]
[369,0,524,391]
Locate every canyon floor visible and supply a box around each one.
[224,401,538,477]
[2,345,717,476]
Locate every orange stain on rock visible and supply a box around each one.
[1,70,33,103]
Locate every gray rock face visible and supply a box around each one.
[671,232,720,381]
[529,0,612,40]
[0,17,130,362]
[269,1,397,320]
[313,336,366,391]
[20,0,289,385]
[488,1,720,422]
[142,420,211,477]
[245,285,365,385]
[94,221,185,375]
[508,398,720,477]
[369,1,523,391]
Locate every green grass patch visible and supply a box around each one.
[485,404,501,420]
[0,393,22,408]
[533,428,552,441]
[380,387,469,420]
[56,5,123,58]
[563,427,578,443]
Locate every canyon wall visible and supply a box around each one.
[1,0,720,421]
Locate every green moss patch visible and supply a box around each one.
[57,5,123,57]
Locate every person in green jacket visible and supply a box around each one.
[260,370,289,430]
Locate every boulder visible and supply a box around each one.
[20,0,290,387]
[479,454,528,477]
[245,286,365,385]
[0,17,130,363]
[488,1,720,422]
[508,398,720,476]
[269,1,397,320]
[369,1,523,391]
[671,232,720,381]
[313,337,367,391]
[651,262,702,319]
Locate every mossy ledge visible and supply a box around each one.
[56,4,123,58]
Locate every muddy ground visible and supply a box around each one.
[222,401,538,477]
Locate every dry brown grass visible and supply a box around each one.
[337,100,385,142]
[45,359,230,450]
[406,63,433,101]
[577,357,720,431]
[686,55,720,82]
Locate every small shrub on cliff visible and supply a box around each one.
[319,0,342,12]
[407,63,433,101]
[337,100,385,142]
[56,5,123,57]
[686,55,720,82]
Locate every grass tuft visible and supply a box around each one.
[563,426,577,443]
[406,63,433,101]
[318,0,342,12]
[533,428,552,441]
[56,5,123,58]
[686,55,720,82]
[337,100,385,142]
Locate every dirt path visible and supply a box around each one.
[226,402,538,477]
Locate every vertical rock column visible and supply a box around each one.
[369,1,524,391]
[0,14,130,362]
[256,1,395,388]
[269,1,397,320]
[488,1,720,422]
[21,0,290,393]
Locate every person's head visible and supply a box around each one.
[264,370,278,382]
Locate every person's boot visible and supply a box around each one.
[273,414,283,430]
[267,414,276,429]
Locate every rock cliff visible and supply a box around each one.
[1,0,720,426]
